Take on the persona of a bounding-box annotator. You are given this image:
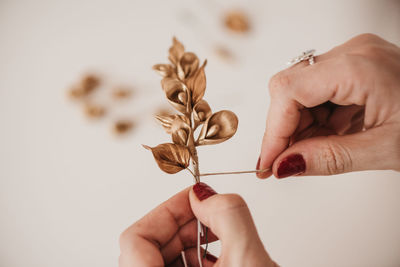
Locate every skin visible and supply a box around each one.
[119,186,277,267]
[258,33,400,178]
[120,34,400,266]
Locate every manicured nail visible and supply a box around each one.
[193,182,217,201]
[277,154,306,178]
[256,156,261,170]
[205,253,218,263]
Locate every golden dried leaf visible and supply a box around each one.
[155,114,190,134]
[224,10,250,33]
[168,37,185,66]
[177,52,199,80]
[152,64,176,78]
[197,110,238,145]
[171,120,191,146]
[186,60,207,105]
[143,143,191,174]
[161,78,190,113]
[193,100,212,128]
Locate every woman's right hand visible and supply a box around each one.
[120,183,277,267]
[258,33,400,179]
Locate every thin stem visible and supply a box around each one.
[197,220,203,267]
[186,168,196,178]
[200,168,270,177]
[181,251,188,267]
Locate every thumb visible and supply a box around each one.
[189,183,276,267]
[272,126,398,178]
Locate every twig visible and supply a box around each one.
[181,251,188,267]
[200,168,270,177]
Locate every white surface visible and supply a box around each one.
[1,0,400,266]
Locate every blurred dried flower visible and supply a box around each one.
[224,10,250,33]
[215,45,234,61]
[68,74,101,99]
[113,120,133,134]
[84,103,106,118]
[81,74,100,91]
[112,87,132,99]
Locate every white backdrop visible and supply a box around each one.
[1,0,400,266]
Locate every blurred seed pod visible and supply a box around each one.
[186,60,207,105]
[196,110,238,145]
[81,74,100,91]
[168,37,185,66]
[161,78,190,113]
[177,52,199,80]
[112,87,132,99]
[84,103,106,118]
[143,143,191,174]
[193,100,212,128]
[152,64,176,78]
[224,10,250,33]
[113,120,134,135]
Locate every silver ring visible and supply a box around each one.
[288,49,316,66]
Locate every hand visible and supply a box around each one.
[119,183,277,267]
[257,33,400,178]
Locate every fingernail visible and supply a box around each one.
[277,154,306,178]
[205,253,218,263]
[193,182,217,201]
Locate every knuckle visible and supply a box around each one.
[354,33,382,44]
[321,139,352,175]
[269,72,291,94]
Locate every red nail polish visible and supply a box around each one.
[193,182,217,201]
[205,253,218,263]
[256,156,260,170]
[277,154,306,178]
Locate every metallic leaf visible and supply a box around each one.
[143,143,191,174]
[177,52,199,80]
[186,60,207,105]
[152,64,176,78]
[193,100,212,128]
[196,110,238,145]
[155,114,191,146]
[161,78,190,114]
[168,37,185,66]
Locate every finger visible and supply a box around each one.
[161,219,218,263]
[259,57,369,178]
[327,105,364,134]
[189,183,276,266]
[271,125,398,178]
[119,187,194,266]
[168,248,217,267]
